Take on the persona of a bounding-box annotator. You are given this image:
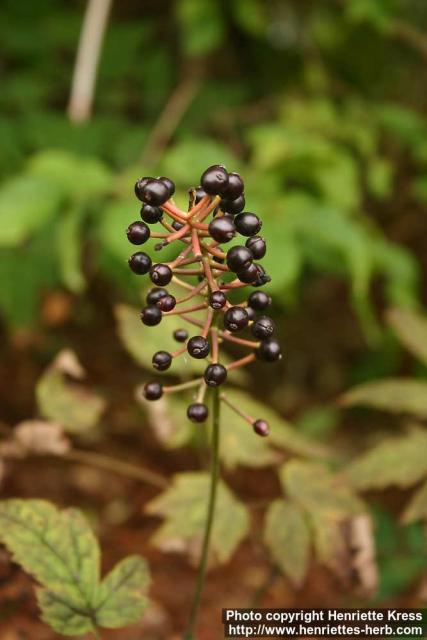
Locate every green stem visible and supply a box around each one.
[183,386,221,640]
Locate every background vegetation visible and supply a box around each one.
[1,0,427,637]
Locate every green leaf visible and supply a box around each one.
[146,472,249,564]
[340,378,427,418]
[346,428,427,490]
[176,0,225,56]
[56,204,86,293]
[0,174,63,247]
[0,500,149,636]
[264,500,311,587]
[36,350,106,434]
[387,307,427,366]
[402,481,427,524]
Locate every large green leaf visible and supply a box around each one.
[264,500,311,587]
[387,307,427,366]
[340,378,427,418]
[0,500,149,636]
[146,472,249,564]
[346,428,427,490]
[402,481,427,524]
[56,203,86,293]
[176,0,225,56]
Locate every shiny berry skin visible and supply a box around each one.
[226,245,253,272]
[253,264,271,287]
[141,204,163,224]
[204,363,227,387]
[224,306,249,332]
[235,212,262,236]
[209,291,227,309]
[208,216,235,243]
[248,291,271,311]
[127,221,150,245]
[253,419,269,437]
[128,252,152,275]
[141,179,170,206]
[134,177,152,200]
[173,328,188,342]
[158,176,175,197]
[246,235,266,259]
[152,351,172,371]
[187,336,210,359]
[222,194,245,214]
[143,381,163,400]
[172,220,184,231]
[187,403,209,423]
[223,172,244,200]
[141,305,162,326]
[256,338,282,362]
[146,287,168,305]
[251,316,275,339]
[236,262,258,283]
[150,263,172,286]
[246,306,255,320]
[157,294,176,312]
[201,165,229,195]
[194,186,208,204]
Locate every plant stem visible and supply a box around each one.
[183,386,221,640]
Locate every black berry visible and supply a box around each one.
[222,195,245,214]
[204,363,227,387]
[246,306,255,320]
[256,338,282,362]
[248,291,271,311]
[226,245,253,272]
[236,262,258,283]
[209,291,227,309]
[150,263,173,286]
[187,403,209,423]
[141,179,170,206]
[127,221,150,245]
[141,204,163,224]
[194,186,208,204]
[128,252,152,275]
[146,287,168,305]
[224,306,249,332]
[152,351,172,371]
[251,316,275,339]
[201,165,229,195]
[172,220,184,231]
[157,294,176,312]
[134,177,152,200]
[208,216,235,243]
[173,328,188,342]
[141,305,162,326]
[143,382,163,400]
[246,236,266,259]
[223,172,244,200]
[253,264,271,287]
[253,419,269,437]
[187,336,210,359]
[158,176,175,197]
[235,212,262,236]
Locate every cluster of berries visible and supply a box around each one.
[127,166,282,436]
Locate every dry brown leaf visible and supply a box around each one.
[0,421,71,458]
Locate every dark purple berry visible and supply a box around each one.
[141,305,162,326]
[251,316,275,339]
[256,338,282,362]
[172,220,184,231]
[248,291,271,311]
[158,176,175,197]
[173,328,188,342]
[157,294,176,312]
[209,291,227,309]
[134,177,152,200]
[226,245,253,272]
[143,382,163,400]
[187,336,210,359]
[208,216,236,243]
[127,221,150,245]
[141,179,170,206]
[253,264,271,287]
[128,252,152,275]
[235,212,262,237]
[223,172,244,200]
[141,204,163,224]
[187,403,209,423]
[150,264,172,286]
[246,306,255,320]
[194,186,208,204]
[224,306,249,332]
[236,262,258,283]
[222,194,245,214]
[204,363,227,387]
[253,419,269,437]
[152,351,172,371]
[201,165,229,195]
[246,236,266,259]
[146,287,168,305]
